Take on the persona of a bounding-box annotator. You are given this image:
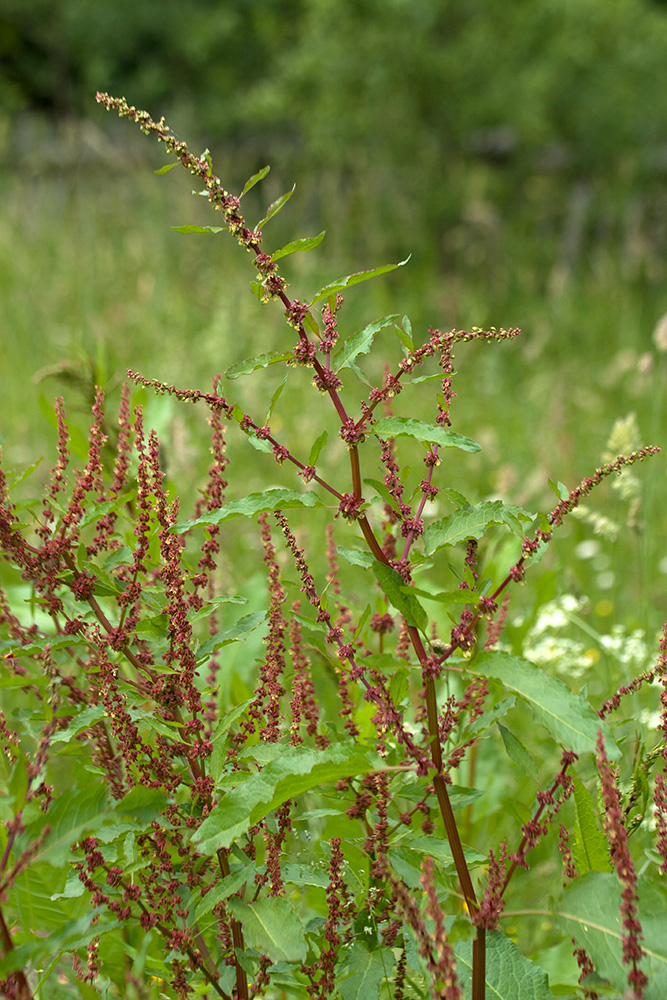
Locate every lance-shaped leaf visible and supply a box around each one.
[372,560,428,633]
[257,183,296,228]
[496,722,539,781]
[333,315,399,372]
[571,778,612,875]
[195,611,266,661]
[454,929,552,1000]
[170,225,225,234]
[154,161,179,175]
[309,257,410,306]
[272,230,325,261]
[224,350,292,379]
[373,416,480,454]
[557,873,667,1000]
[240,164,270,198]
[174,489,324,532]
[423,500,534,555]
[473,651,621,760]
[193,743,383,851]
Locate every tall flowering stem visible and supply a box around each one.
[596,731,648,998]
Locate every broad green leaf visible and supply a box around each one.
[308,429,328,465]
[240,164,270,197]
[372,560,428,633]
[473,651,621,760]
[224,350,292,379]
[497,722,539,781]
[194,865,251,921]
[272,230,325,260]
[154,161,179,175]
[337,546,374,569]
[228,897,306,963]
[0,909,119,977]
[309,257,410,306]
[454,929,552,999]
[50,705,107,744]
[114,786,170,829]
[557,873,667,1000]
[373,417,480,454]
[24,785,109,868]
[193,744,383,851]
[548,478,570,501]
[174,489,324,532]
[170,224,225,234]
[572,778,612,875]
[336,943,395,1000]
[257,183,296,229]
[423,500,534,555]
[196,611,266,660]
[333,315,399,372]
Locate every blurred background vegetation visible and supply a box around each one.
[1,0,666,647]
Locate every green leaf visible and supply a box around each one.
[473,651,621,760]
[194,865,251,920]
[336,943,395,1000]
[454,929,552,999]
[240,164,270,197]
[394,317,414,353]
[333,315,399,372]
[266,373,289,423]
[363,477,401,513]
[557,873,667,1000]
[467,697,516,736]
[175,489,324,532]
[196,611,266,660]
[309,257,410,306]
[50,705,108,744]
[224,350,292,380]
[0,909,119,977]
[572,778,612,874]
[257,183,296,229]
[25,785,109,868]
[308,429,328,466]
[170,224,225,234]
[371,560,428,632]
[154,162,179,175]
[337,545,374,569]
[115,786,170,829]
[373,417,480,453]
[423,500,535,555]
[228,897,306,963]
[497,722,539,781]
[272,231,325,261]
[193,744,383,851]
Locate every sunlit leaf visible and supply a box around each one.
[423,500,534,555]
[309,257,410,306]
[272,231,325,260]
[224,350,292,379]
[193,744,383,850]
[257,183,296,228]
[334,315,399,372]
[175,489,324,532]
[473,651,621,759]
[170,225,225,234]
[240,164,270,197]
[373,416,480,453]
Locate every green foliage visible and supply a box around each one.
[0,96,666,1000]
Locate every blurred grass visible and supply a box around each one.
[0,145,665,668]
